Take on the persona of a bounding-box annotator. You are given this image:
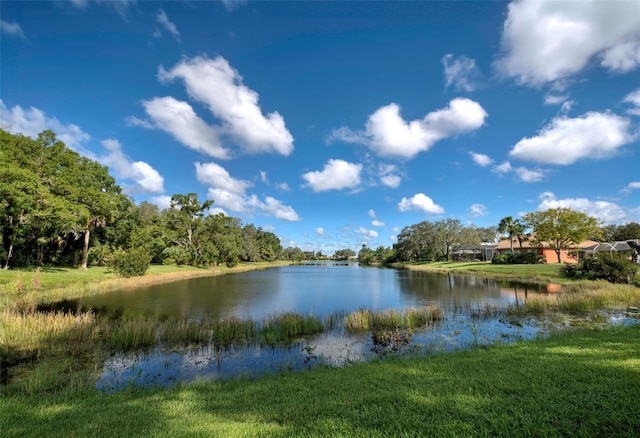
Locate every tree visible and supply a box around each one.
[523,208,601,263]
[333,248,356,260]
[358,245,376,265]
[497,216,527,253]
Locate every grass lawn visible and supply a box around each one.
[2,324,639,437]
[406,261,564,280]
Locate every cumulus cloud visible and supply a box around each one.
[195,162,299,221]
[369,209,385,227]
[495,0,640,87]
[0,19,27,39]
[378,163,402,188]
[0,100,90,151]
[536,192,627,224]
[329,98,487,159]
[302,159,362,192]
[491,161,546,183]
[442,54,481,92]
[397,193,444,215]
[98,139,165,194]
[509,111,634,165]
[156,9,180,41]
[469,151,494,167]
[155,55,293,156]
[468,203,488,217]
[315,227,325,236]
[623,181,640,193]
[355,226,379,240]
[133,96,230,159]
[623,88,640,116]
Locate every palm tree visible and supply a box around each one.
[498,216,526,253]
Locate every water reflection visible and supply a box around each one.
[36,264,638,390]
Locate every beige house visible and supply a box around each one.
[495,236,599,263]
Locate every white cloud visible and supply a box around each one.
[513,166,545,183]
[509,111,634,165]
[623,88,640,116]
[259,171,268,184]
[195,162,299,221]
[136,96,230,159]
[302,159,362,192]
[398,193,444,215]
[156,9,180,41]
[369,209,385,227]
[99,139,165,194]
[469,203,488,217]
[491,160,545,183]
[495,0,640,87]
[378,163,402,188]
[623,181,640,193]
[315,227,325,236]
[149,195,172,211]
[0,19,26,39]
[157,56,293,156]
[442,54,481,92]
[544,94,569,105]
[0,100,90,151]
[249,196,300,221]
[276,182,291,191]
[329,98,487,159]
[195,162,253,195]
[355,226,379,240]
[469,151,494,167]
[536,192,627,224]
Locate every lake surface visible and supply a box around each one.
[59,263,549,320]
[47,263,636,390]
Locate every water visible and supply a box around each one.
[41,263,637,390]
[49,263,549,320]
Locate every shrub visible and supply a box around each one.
[561,252,639,284]
[492,252,545,265]
[108,248,152,277]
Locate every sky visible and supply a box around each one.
[1,0,639,255]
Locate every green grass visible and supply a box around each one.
[405,261,563,281]
[2,325,639,437]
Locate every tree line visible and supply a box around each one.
[2,129,638,270]
[0,130,289,269]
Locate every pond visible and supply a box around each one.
[44,263,638,390]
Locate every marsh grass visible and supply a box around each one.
[345,305,442,331]
[259,313,325,344]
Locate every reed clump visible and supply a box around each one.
[345,305,442,331]
[211,317,255,346]
[259,313,324,344]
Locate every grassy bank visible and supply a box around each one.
[2,324,639,437]
[0,262,289,310]
[402,261,563,282]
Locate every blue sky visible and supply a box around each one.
[1,0,639,254]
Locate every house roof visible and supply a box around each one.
[495,235,599,250]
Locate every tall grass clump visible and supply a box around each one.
[345,305,442,331]
[344,309,371,330]
[211,317,255,346]
[105,318,158,350]
[259,313,324,344]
